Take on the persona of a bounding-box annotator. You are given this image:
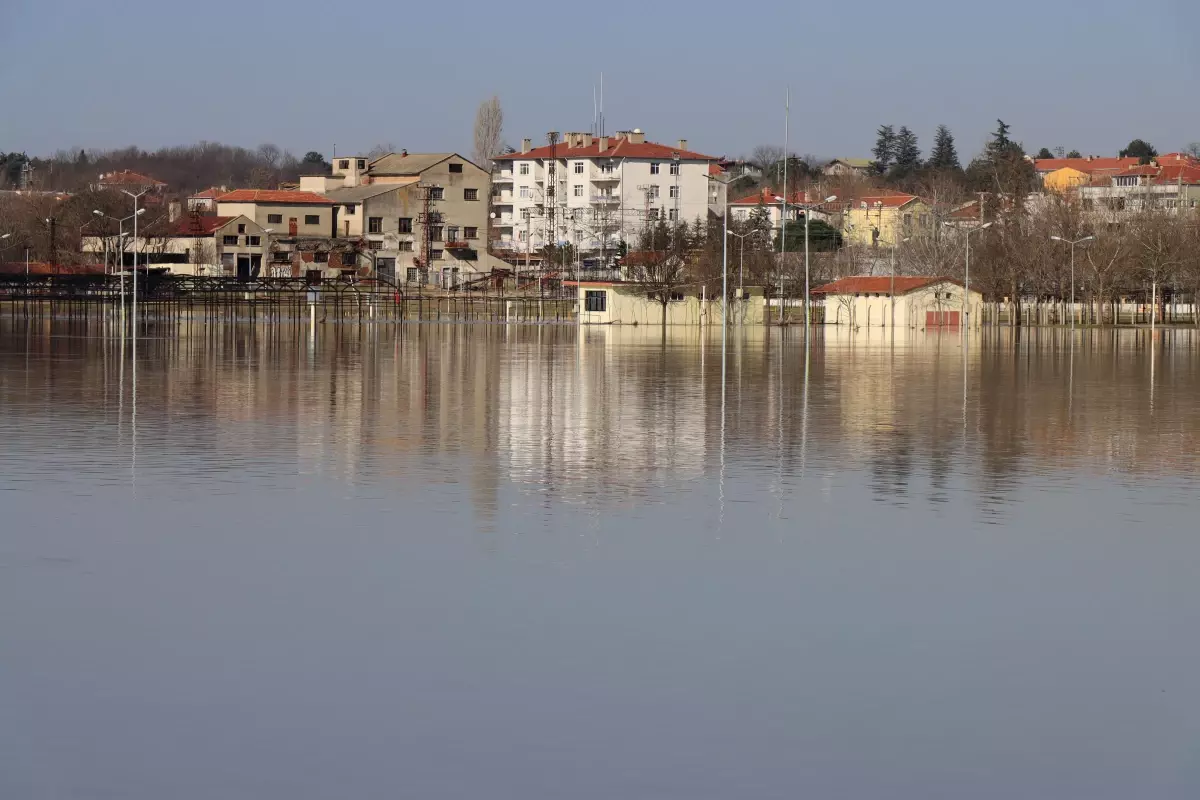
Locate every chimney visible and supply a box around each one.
[615,131,630,141]
[583,133,593,148]
[521,138,532,154]
[168,201,181,222]
[629,129,645,144]
[599,136,608,152]
[677,139,688,151]
[401,149,408,157]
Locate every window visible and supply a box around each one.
[267,214,283,224]
[519,163,530,175]
[601,162,615,174]
[670,292,684,302]
[464,188,478,201]
[649,185,660,199]
[669,185,679,198]
[429,187,444,200]
[368,217,382,233]
[377,256,395,276]
[367,239,384,250]
[406,267,424,283]
[574,185,583,197]
[574,162,585,174]
[314,252,329,263]
[223,235,238,246]
[584,290,607,312]
[670,162,680,175]
[447,226,459,242]
[520,185,531,199]
[398,241,414,252]
[650,162,660,174]
[398,217,413,233]
[305,215,320,225]
[464,226,478,239]
[430,225,444,241]
[237,223,246,234]
[339,159,350,169]
[431,248,444,260]
[449,163,463,173]
[357,159,366,170]
[342,251,358,265]
[344,204,356,215]
[668,209,677,221]
[248,236,261,246]
[220,252,235,267]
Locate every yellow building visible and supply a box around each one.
[842,194,932,246]
[571,281,766,325]
[1043,167,1092,192]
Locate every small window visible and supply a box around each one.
[519,163,530,175]
[464,226,478,239]
[406,267,424,283]
[585,290,607,312]
[650,163,660,175]
[574,162,585,174]
[248,236,261,246]
[449,163,463,173]
[367,239,383,250]
[670,292,685,302]
[223,235,238,246]
[669,185,679,198]
[429,187,444,200]
[304,214,320,225]
[237,223,246,234]
[430,225,444,241]
[357,159,365,170]
[398,217,413,233]
[267,214,283,224]
[447,226,459,242]
[519,185,531,199]
[368,217,382,233]
[431,248,444,260]
[649,185,660,199]
[574,185,583,197]
[464,188,478,201]
[670,163,680,175]
[339,160,349,169]
[314,252,329,263]
[344,204,356,215]
[398,241,414,252]
[342,251,358,265]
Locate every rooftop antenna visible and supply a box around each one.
[593,84,598,138]
[600,72,605,138]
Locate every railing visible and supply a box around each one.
[590,195,620,205]
[591,169,619,181]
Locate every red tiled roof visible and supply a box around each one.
[98,170,166,187]
[1034,157,1138,174]
[168,216,236,236]
[1153,165,1200,184]
[495,137,717,162]
[949,202,981,220]
[729,188,831,206]
[190,187,224,199]
[708,163,724,176]
[216,189,332,204]
[850,194,919,209]
[812,276,957,295]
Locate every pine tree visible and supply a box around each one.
[892,127,921,176]
[1035,147,1054,160]
[873,125,896,174]
[928,125,960,170]
[1066,149,1082,159]
[986,119,1017,160]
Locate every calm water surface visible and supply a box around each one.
[3,321,1200,799]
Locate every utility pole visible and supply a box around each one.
[780,87,789,325]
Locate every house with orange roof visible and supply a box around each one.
[812,275,982,329]
[841,194,932,247]
[727,188,838,232]
[1078,159,1200,217]
[1032,156,1139,192]
[95,170,168,193]
[490,129,724,263]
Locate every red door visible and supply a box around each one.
[926,310,961,328]
[289,218,298,236]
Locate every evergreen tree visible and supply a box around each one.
[986,119,1018,160]
[928,125,961,170]
[892,127,921,176]
[76,149,89,167]
[1035,147,1054,160]
[301,151,330,171]
[1119,139,1158,164]
[1066,149,1082,159]
[775,217,842,253]
[873,125,896,174]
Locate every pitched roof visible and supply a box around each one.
[98,170,166,187]
[729,188,833,206]
[216,189,332,205]
[708,163,724,176]
[167,216,237,236]
[369,152,462,175]
[1034,157,1138,174]
[828,158,873,169]
[850,194,920,209]
[812,276,958,295]
[324,184,406,203]
[189,187,225,199]
[495,138,717,162]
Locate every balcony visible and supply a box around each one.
[591,169,619,182]
[590,195,620,206]
[492,171,514,183]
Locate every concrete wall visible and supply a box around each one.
[575,284,765,326]
[823,282,984,328]
[843,201,933,246]
[216,201,332,237]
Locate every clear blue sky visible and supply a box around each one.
[2,0,1199,163]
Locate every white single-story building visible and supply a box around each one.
[813,275,983,328]
[569,281,766,325]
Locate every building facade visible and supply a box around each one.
[491,130,726,264]
[813,276,983,328]
[841,194,932,246]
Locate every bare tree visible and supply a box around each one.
[749,145,784,188]
[472,96,504,173]
[366,143,398,161]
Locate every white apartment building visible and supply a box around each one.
[491,129,726,263]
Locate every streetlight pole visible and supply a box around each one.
[1051,235,1095,330]
[96,208,144,315]
[123,190,148,333]
[947,221,993,330]
[722,201,728,333]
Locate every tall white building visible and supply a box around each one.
[491,129,726,264]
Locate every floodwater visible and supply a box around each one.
[3,320,1200,799]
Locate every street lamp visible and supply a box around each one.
[875,234,910,328]
[946,220,993,329]
[95,208,144,307]
[726,228,751,305]
[1051,235,1095,329]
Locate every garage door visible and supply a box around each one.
[926,310,961,328]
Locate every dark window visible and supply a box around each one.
[367,240,383,250]
[431,248,444,260]
[344,204,356,215]
[342,251,357,265]
[368,217,382,233]
[429,187,444,200]
[585,290,607,312]
[449,163,463,173]
[447,226,459,242]
[223,235,238,246]
[248,236,261,246]
[273,250,291,262]
[305,214,320,225]
[267,213,283,224]
[464,188,478,201]
[339,159,349,169]
[406,267,424,283]
[464,226,479,239]
[398,217,413,233]
[398,241,414,252]
[430,225,444,241]
[314,252,329,263]
[357,159,366,170]
[237,224,246,234]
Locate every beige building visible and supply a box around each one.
[571,281,765,325]
[841,194,933,247]
[82,214,269,277]
[215,189,335,237]
[302,151,492,287]
[813,276,983,328]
